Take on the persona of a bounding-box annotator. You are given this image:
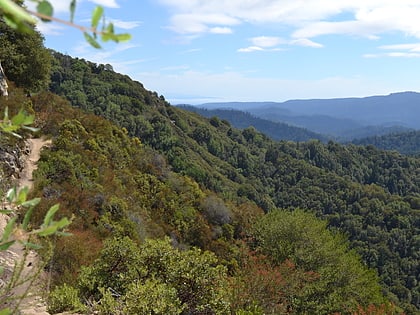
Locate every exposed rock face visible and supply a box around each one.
[0,141,31,178]
[0,62,8,97]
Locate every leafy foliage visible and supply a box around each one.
[46,52,420,313]
[0,0,131,48]
[74,237,230,314]
[252,209,385,314]
[353,130,420,156]
[0,18,51,92]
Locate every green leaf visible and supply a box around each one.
[35,225,56,237]
[22,126,40,132]
[101,32,112,42]
[21,241,42,250]
[38,217,71,237]
[2,12,32,33]
[11,110,25,125]
[42,203,60,227]
[0,307,12,315]
[22,206,35,230]
[114,33,131,43]
[55,231,73,237]
[105,22,115,34]
[36,1,54,22]
[0,0,36,24]
[22,114,35,125]
[91,6,104,29]
[3,106,9,121]
[6,187,16,203]
[21,197,41,208]
[9,131,22,138]
[16,187,29,205]
[83,32,101,49]
[55,217,71,229]
[69,0,76,23]
[11,110,34,126]
[1,216,17,242]
[0,240,15,251]
[0,210,13,215]
[37,218,70,236]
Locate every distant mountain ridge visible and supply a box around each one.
[178,105,329,142]
[195,92,420,140]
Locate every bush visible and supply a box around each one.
[123,279,184,315]
[201,195,232,226]
[48,283,86,314]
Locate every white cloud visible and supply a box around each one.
[110,19,143,30]
[88,0,119,9]
[26,0,73,13]
[238,36,322,52]
[71,41,142,69]
[210,27,233,34]
[387,52,420,57]
[364,52,420,58]
[379,43,420,52]
[250,36,284,48]
[28,0,121,14]
[168,13,239,34]
[290,38,323,48]
[237,46,264,53]
[35,21,65,36]
[365,41,420,58]
[180,48,202,54]
[156,1,420,42]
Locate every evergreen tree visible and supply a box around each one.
[0,1,51,92]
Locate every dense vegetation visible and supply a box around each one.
[177,105,329,142]
[46,52,420,314]
[12,90,386,314]
[353,130,420,156]
[1,21,419,313]
[0,18,51,92]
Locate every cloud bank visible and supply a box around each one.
[158,1,420,38]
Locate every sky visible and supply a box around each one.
[25,0,420,104]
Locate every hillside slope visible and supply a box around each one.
[178,105,329,142]
[46,51,420,313]
[353,130,420,156]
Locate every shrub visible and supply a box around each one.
[48,283,86,314]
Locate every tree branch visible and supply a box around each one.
[26,9,100,35]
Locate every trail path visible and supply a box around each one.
[0,138,51,315]
[19,138,51,191]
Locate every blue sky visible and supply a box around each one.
[27,0,420,104]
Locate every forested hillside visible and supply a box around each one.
[45,51,420,313]
[1,20,419,312]
[353,130,420,156]
[177,105,329,142]
[5,88,386,314]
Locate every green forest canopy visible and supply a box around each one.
[0,18,419,314]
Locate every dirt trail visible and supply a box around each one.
[0,138,80,315]
[0,138,51,315]
[19,138,52,191]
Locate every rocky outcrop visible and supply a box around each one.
[0,62,8,97]
[0,140,31,179]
